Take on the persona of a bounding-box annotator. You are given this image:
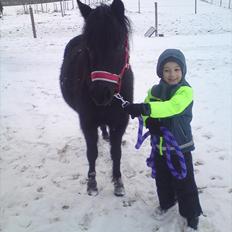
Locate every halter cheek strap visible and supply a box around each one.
[90,37,130,93]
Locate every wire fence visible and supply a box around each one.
[1,0,63,6]
[200,0,232,9]
[1,0,110,14]
[1,0,109,6]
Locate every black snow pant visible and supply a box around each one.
[154,151,202,219]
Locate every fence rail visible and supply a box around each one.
[1,0,69,6]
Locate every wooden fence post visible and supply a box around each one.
[41,3,44,13]
[154,2,158,36]
[29,5,37,38]
[60,0,64,17]
[138,0,140,13]
[71,0,74,9]
[23,4,28,14]
[195,0,197,14]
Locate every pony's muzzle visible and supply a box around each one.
[90,82,115,106]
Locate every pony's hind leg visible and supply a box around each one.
[109,127,125,196]
[82,126,99,196]
[100,124,109,141]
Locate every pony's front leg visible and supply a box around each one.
[82,126,99,196]
[109,127,125,196]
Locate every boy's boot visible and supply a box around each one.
[153,204,176,221]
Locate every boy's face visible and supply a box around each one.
[162,62,182,85]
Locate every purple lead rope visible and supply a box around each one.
[135,116,187,180]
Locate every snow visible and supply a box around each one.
[0,0,232,232]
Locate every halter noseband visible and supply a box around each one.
[90,37,130,93]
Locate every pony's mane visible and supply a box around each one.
[83,4,131,54]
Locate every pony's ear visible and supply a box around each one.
[77,0,92,20]
[110,0,125,19]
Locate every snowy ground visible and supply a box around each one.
[0,0,232,232]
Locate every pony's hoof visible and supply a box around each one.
[87,187,98,196]
[113,177,125,197]
[87,172,98,196]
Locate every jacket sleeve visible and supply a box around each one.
[148,86,193,118]
[142,89,153,123]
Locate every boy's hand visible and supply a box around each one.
[146,118,163,136]
[124,103,150,119]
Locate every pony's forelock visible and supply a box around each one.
[82,4,131,54]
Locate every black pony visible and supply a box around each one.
[60,0,133,196]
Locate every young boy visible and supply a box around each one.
[124,49,202,231]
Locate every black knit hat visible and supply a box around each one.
[156,49,187,78]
